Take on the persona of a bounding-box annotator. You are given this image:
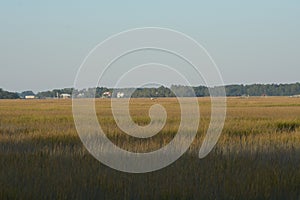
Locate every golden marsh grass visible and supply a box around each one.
[0,97,300,199]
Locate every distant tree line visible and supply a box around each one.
[18,91,35,98]
[0,88,19,99]
[36,88,74,99]
[223,83,300,96]
[0,83,300,99]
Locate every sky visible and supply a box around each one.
[0,0,299,92]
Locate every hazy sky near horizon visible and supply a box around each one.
[0,1,299,92]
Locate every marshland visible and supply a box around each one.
[0,97,300,199]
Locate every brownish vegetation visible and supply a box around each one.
[0,97,300,199]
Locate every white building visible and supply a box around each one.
[102,91,111,98]
[60,94,71,99]
[117,92,124,98]
[290,94,300,98]
[25,95,35,99]
[77,93,85,98]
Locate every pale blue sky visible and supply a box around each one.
[0,0,299,92]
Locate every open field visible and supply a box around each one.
[1,97,300,199]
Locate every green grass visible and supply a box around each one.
[0,97,300,199]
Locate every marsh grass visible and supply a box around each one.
[276,121,300,133]
[0,97,300,199]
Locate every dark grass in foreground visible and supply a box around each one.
[0,98,300,199]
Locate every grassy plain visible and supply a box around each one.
[0,97,300,199]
